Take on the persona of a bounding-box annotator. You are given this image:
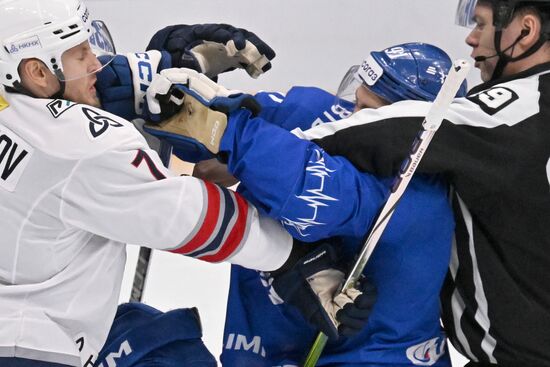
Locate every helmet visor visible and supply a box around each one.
[335,64,361,105]
[89,20,116,58]
[58,20,116,81]
[456,0,479,28]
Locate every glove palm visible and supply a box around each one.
[142,68,260,159]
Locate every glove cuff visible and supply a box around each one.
[177,52,201,71]
[269,240,315,277]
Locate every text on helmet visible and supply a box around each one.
[357,55,383,86]
[8,36,42,54]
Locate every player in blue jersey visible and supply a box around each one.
[135,37,466,365]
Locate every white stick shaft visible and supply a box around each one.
[424,60,471,130]
[342,59,470,291]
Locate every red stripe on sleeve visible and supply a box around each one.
[171,181,221,254]
[199,192,249,263]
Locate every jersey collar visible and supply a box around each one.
[468,61,550,95]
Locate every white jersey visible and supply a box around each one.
[0,93,291,366]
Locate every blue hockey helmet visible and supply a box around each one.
[336,42,468,105]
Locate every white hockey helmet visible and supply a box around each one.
[0,0,116,88]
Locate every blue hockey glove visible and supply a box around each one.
[268,240,376,340]
[335,276,377,337]
[96,55,136,121]
[97,50,172,121]
[142,68,260,161]
[146,23,275,80]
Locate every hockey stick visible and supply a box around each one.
[130,140,173,302]
[302,59,471,367]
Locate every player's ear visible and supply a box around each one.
[19,59,59,96]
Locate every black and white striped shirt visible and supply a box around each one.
[294,63,550,366]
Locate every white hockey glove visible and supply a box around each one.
[144,68,232,122]
[146,24,275,79]
[142,68,260,158]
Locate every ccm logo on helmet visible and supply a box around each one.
[81,6,90,23]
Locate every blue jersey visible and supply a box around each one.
[254,87,354,131]
[221,87,454,366]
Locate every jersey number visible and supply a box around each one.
[132,150,166,180]
[470,87,518,115]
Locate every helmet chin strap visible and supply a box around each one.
[8,79,66,99]
[50,82,66,99]
[50,69,67,99]
[490,28,548,80]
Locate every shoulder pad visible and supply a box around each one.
[1,94,147,160]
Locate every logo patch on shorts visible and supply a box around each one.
[0,126,33,192]
[406,337,446,366]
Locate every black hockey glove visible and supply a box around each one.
[146,23,276,80]
[336,276,377,337]
[268,239,377,340]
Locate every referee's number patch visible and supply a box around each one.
[468,87,518,115]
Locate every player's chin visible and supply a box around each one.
[479,67,492,82]
[85,89,101,107]
[90,96,101,108]
[76,94,100,107]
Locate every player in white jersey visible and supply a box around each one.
[0,1,372,366]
